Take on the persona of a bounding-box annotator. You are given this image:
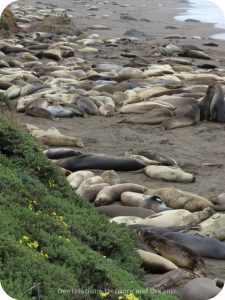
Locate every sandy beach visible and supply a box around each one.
[3,0,225,289]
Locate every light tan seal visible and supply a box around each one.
[67,171,94,189]
[26,124,84,148]
[144,165,195,183]
[77,183,109,202]
[137,249,178,273]
[144,187,214,212]
[137,230,206,277]
[190,213,225,240]
[94,183,147,206]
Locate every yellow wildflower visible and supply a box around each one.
[99,292,109,298]
[32,241,39,249]
[22,235,29,241]
[19,240,23,244]
[118,296,124,300]
[125,294,139,300]
[52,212,57,216]
[27,243,33,248]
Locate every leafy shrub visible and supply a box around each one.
[0,119,177,300]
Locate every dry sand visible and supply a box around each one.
[11,0,225,280]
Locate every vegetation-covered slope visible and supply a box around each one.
[0,103,177,300]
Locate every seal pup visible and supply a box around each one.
[77,97,100,116]
[77,183,109,202]
[95,206,154,218]
[26,125,84,148]
[190,213,225,240]
[144,165,195,183]
[137,249,178,273]
[67,170,94,189]
[44,148,83,159]
[94,183,147,206]
[120,192,170,212]
[109,216,143,225]
[137,230,206,277]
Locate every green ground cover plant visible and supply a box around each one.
[0,116,177,300]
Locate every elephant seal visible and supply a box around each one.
[26,125,84,148]
[144,165,195,183]
[95,205,154,218]
[44,148,83,159]
[139,209,192,227]
[135,150,177,166]
[211,193,225,206]
[94,183,147,206]
[25,103,52,119]
[163,232,225,259]
[140,208,212,227]
[120,192,170,212]
[137,249,178,273]
[110,216,143,225]
[47,105,74,118]
[137,230,206,277]
[101,170,121,185]
[77,183,109,202]
[120,102,174,114]
[177,278,223,300]
[118,109,174,125]
[77,97,99,115]
[67,170,94,189]
[210,83,225,122]
[125,154,160,166]
[191,213,225,240]
[56,154,146,172]
[200,83,225,122]
[99,104,115,117]
[144,187,213,212]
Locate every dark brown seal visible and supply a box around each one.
[200,83,225,122]
[137,230,206,277]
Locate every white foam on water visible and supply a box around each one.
[175,0,225,40]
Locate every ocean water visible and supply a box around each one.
[175,0,225,40]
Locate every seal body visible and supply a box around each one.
[177,278,222,300]
[200,83,225,122]
[137,249,178,273]
[163,232,225,259]
[94,183,147,206]
[57,154,146,171]
[144,165,195,183]
[137,230,206,277]
[145,187,213,212]
[44,148,82,159]
[96,205,154,218]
